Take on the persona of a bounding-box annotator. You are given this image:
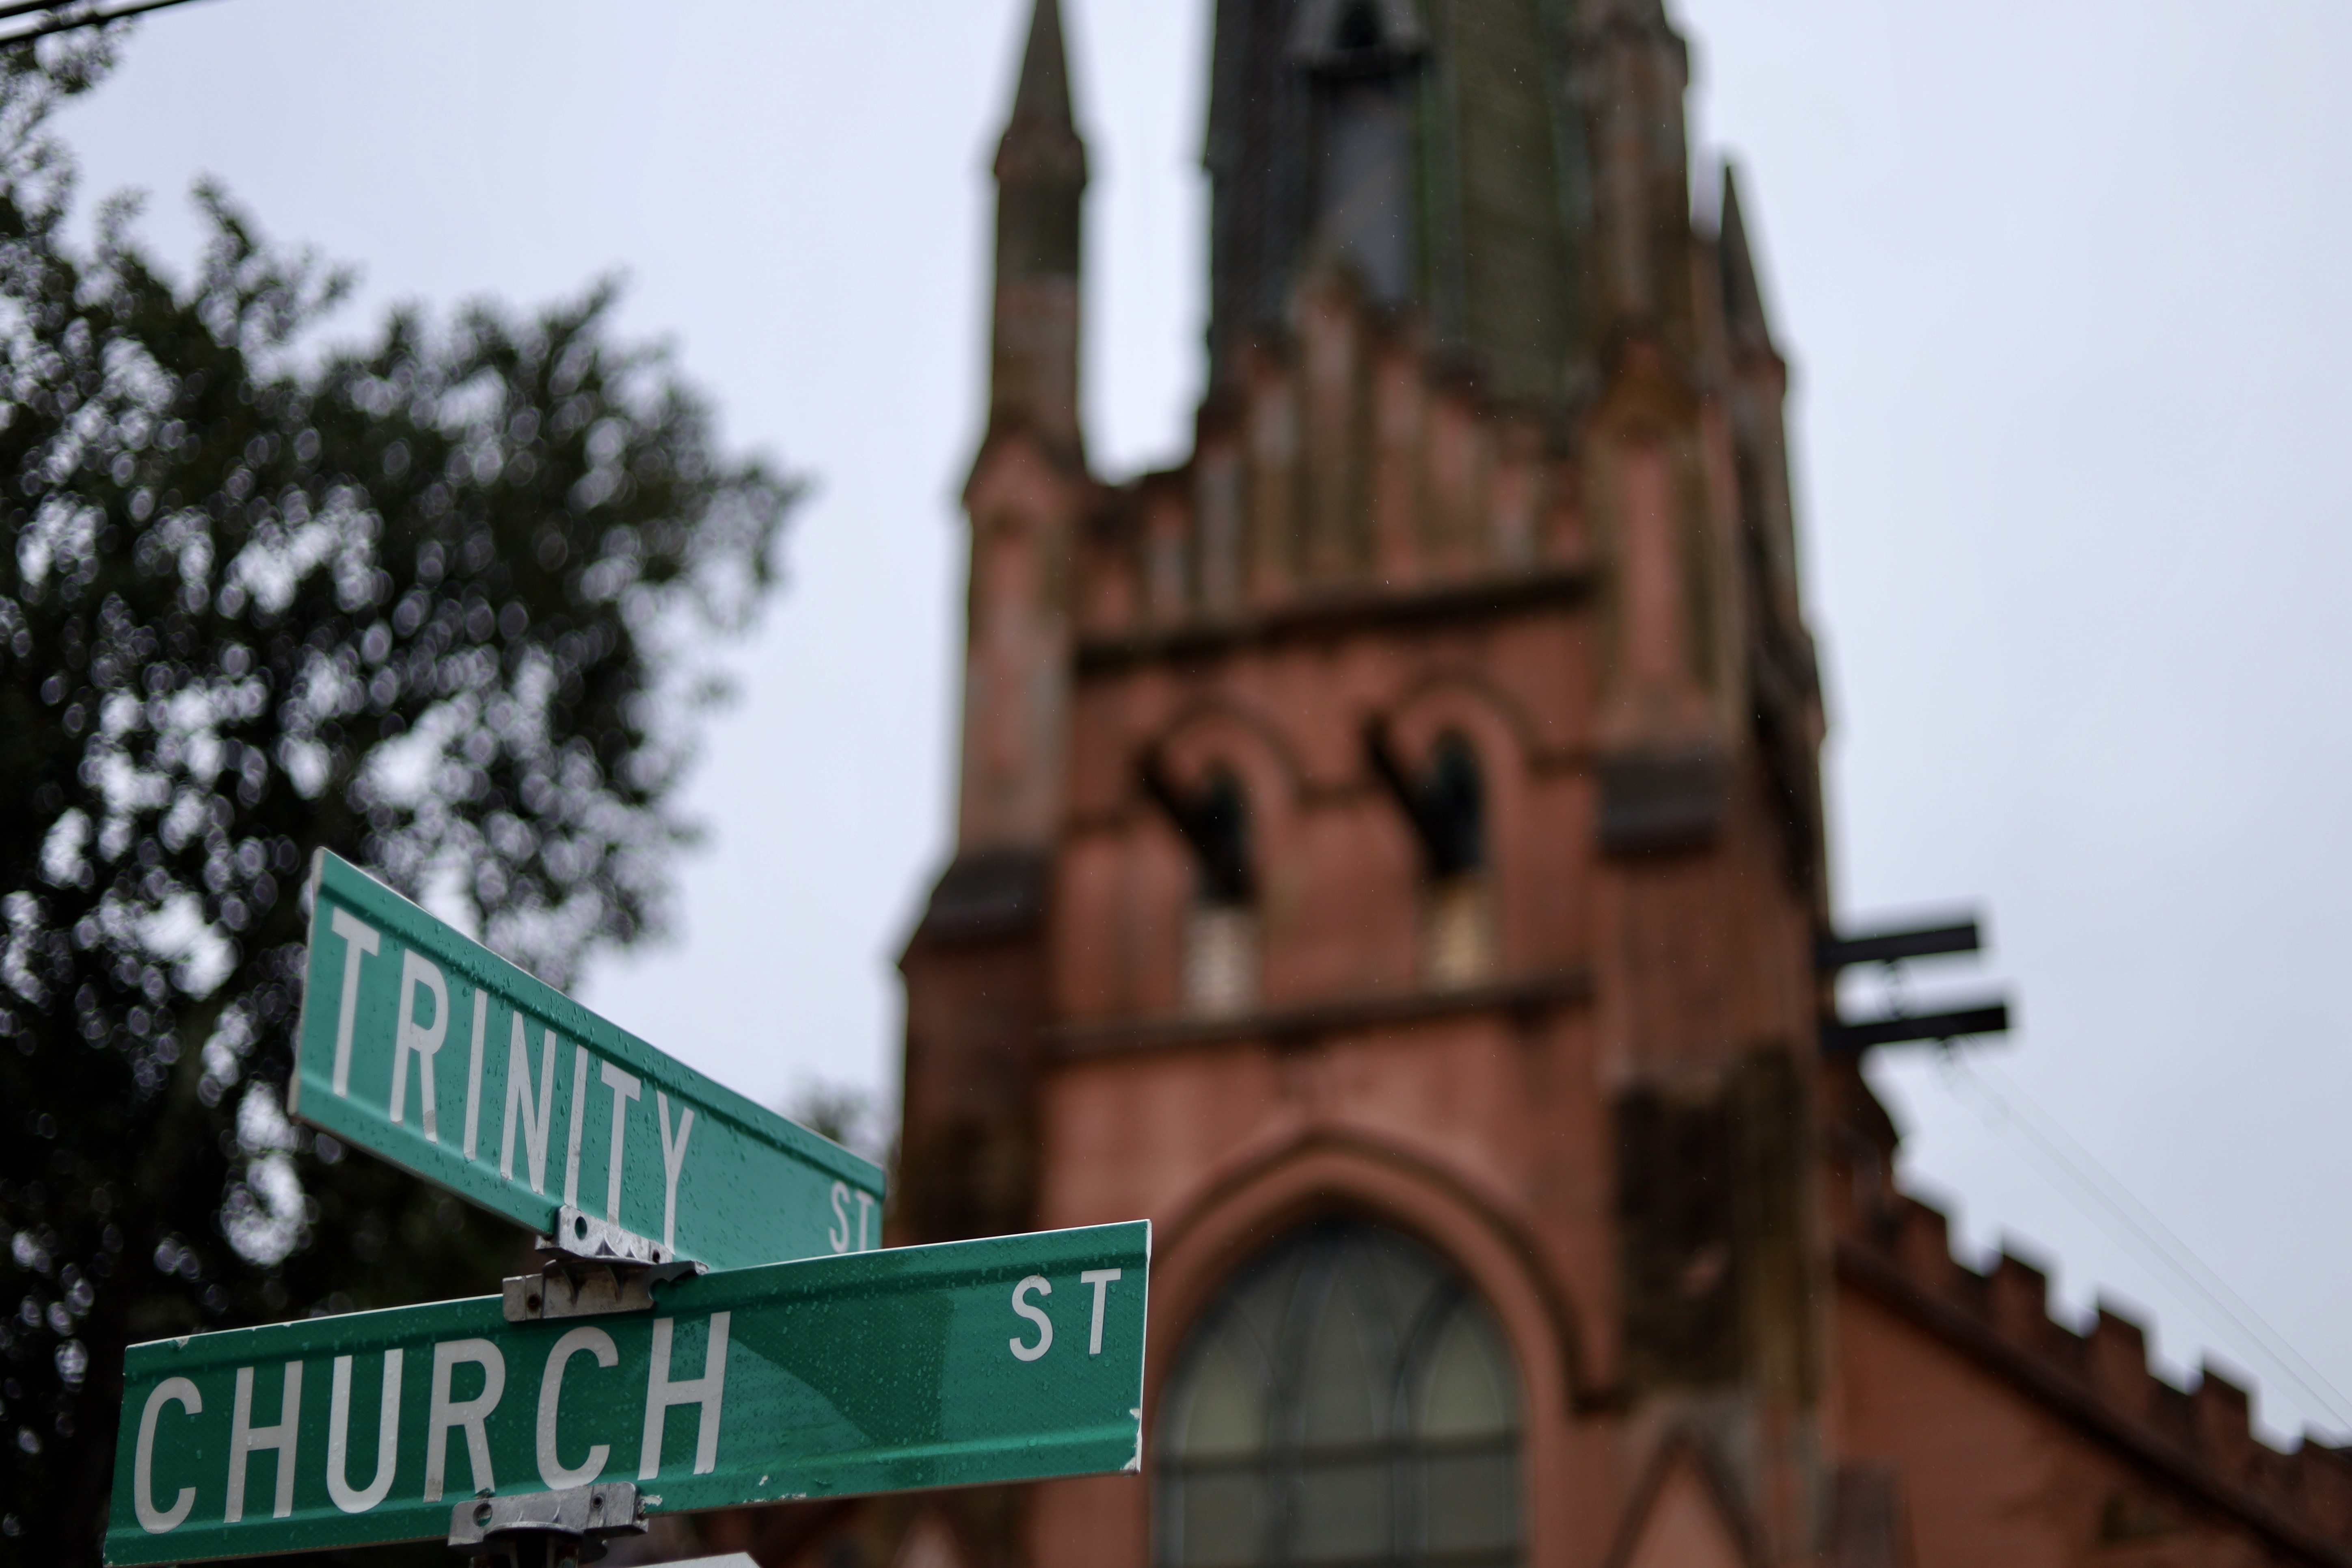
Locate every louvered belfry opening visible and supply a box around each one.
[1414,736,1493,988]
[1146,766,1259,1017]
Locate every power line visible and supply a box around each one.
[1929,1045,2352,1436]
[0,0,213,49]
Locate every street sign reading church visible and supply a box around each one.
[291,852,885,1267]
[106,853,1152,1563]
[105,1223,1151,1564]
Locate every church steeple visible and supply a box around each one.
[988,0,1087,463]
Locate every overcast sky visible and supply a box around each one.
[54,0,2352,1442]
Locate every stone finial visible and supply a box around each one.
[995,0,1086,192]
[1718,164,1775,352]
[987,0,1088,461]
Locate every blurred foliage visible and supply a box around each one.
[0,34,799,1562]
[784,1078,895,1171]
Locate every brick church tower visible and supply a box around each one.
[723,2,2352,1565]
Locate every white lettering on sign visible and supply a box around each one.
[537,1324,618,1489]
[562,1046,592,1211]
[639,1312,732,1479]
[500,1017,558,1193]
[133,1376,201,1535]
[391,950,448,1142]
[326,1349,403,1515]
[828,1182,853,1254]
[308,883,882,1271]
[1080,1269,1122,1355]
[599,1060,641,1223]
[424,1338,505,1502]
[326,907,380,1097]
[657,1093,694,1253]
[225,1360,302,1523]
[817,1186,875,1253]
[1009,1276,1053,1362]
[462,989,488,1161]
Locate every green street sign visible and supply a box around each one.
[291,852,883,1268]
[106,1221,1150,1564]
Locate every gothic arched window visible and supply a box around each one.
[1182,769,1258,1015]
[1369,726,1497,988]
[1417,734,1485,881]
[1157,1219,1522,1568]
[1417,734,1493,987]
[1147,761,1261,1017]
[1187,769,1255,908]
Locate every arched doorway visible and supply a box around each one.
[1156,1218,1522,1568]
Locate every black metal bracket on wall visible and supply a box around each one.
[1816,914,2013,1057]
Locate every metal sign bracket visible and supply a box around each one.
[447,1480,650,1567]
[503,1206,706,1322]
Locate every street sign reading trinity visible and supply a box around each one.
[117,852,1152,1563]
[106,1222,1150,1564]
[292,852,885,1268]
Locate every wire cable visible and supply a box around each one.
[0,0,88,22]
[0,0,213,48]
[1928,1044,2352,1435]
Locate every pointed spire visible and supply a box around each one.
[1012,0,1071,129]
[1719,164,1775,350]
[996,0,1086,191]
[986,0,1087,461]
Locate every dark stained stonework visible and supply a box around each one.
[1597,744,1724,855]
[1204,0,1592,403]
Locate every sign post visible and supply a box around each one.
[106,1222,1150,1565]
[292,852,886,1270]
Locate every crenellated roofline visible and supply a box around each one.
[1840,1185,2352,1562]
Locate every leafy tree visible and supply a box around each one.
[0,37,798,1560]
